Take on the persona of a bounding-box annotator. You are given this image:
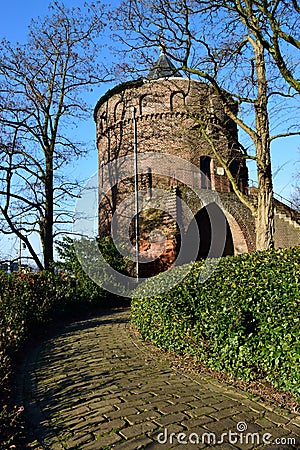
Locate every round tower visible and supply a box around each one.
[95,52,255,275]
[95,56,248,192]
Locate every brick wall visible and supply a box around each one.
[95,77,299,270]
[96,78,248,194]
[96,77,250,241]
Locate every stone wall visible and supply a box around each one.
[95,76,299,272]
[273,200,300,248]
[96,77,250,245]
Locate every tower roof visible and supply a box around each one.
[146,50,183,80]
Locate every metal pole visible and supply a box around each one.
[18,218,22,270]
[131,106,139,280]
[19,235,22,270]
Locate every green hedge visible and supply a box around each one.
[131,246,300,396]
[0,267,106,448]
[0,270,106,353]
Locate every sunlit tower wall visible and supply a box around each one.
[94,53,257,274]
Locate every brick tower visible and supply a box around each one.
[94,51,299,275]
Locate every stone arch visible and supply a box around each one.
[98,111,107,133]
[224,210,249,255]
[140,91,170,115]
[140,94,156,115]
[182,203,234,262]
[170,91,185,111]
[114,100,125,122]
[219,193,256,253]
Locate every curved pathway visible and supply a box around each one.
[19,308,299,449]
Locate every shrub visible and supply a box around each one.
[0,270,55,447]
[56,235,130,299]
[131,246,300,396]
[0,248,108,448]
[1,234,130,447]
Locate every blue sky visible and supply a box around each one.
[0,1,297,191]
[0,1,299,262]
[0,0,114,168]
[0,0,112,261]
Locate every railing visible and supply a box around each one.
[248,179,299,211]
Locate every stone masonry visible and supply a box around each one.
[94,53,299,275]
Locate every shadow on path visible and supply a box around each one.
[17,307,300,449]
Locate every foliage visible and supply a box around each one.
[56,235,130,293]
[0,264,107,448]
[56,236,103,306]
[98,236,130,275]
[132,246,300,396]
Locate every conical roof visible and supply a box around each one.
[147,50,182,80]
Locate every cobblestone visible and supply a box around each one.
[19,308,300,449]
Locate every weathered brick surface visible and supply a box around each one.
[274,211,300,248]
[20,308,300,449]
[96,76,300,267]
[95,77,254,262]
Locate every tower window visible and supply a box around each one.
[200,156,211,189]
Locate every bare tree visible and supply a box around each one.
[292,187,300,211]
[0,1,111,270]
[291,154,300,210]
[222,0,300,93]
[114,0,300,250]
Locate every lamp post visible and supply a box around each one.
[19,233,22,270]
[18,218,23,270]
[131,106,139,280]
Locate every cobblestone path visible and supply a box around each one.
[20,308,299,449]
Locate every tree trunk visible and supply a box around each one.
[253,38,275,250]
[256,148,274,250]
[43,152,54,271]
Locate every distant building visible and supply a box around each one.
[0,261,9,273]
[0,261,18,273]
